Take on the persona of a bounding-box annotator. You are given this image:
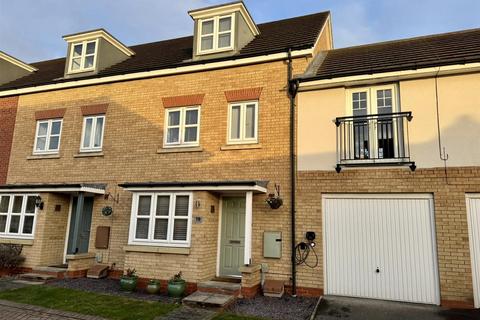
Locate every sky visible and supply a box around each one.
[1,0,479,63]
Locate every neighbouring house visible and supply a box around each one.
[294,29,480,308]
[0,1,333,297]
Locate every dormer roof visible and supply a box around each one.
[0,51,38,72]
[62,28,135,57]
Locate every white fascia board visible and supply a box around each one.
[0,51,38,72]
[63,30,135,57]
[0,187,105,195]
[0,48,313,98]
[322,193,434,200]
[298,62,480,90]
[121,185,268,194]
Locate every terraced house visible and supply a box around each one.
[0,1,333,299]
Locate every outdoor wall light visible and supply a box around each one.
[35,196,44,210]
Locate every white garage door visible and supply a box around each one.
[466,194,480,308]
[323,194,440,305]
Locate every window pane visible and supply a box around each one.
[201,20,214,35]
[72,58,81,70]
[167,128,180,143]
[25,196,36,214]
[201,36,213,51]
[230,106,241,139]
[0,196,10,213]
[85,56,94,68]
[38,122,48,136]
[0,215,6,232]
[137,196,151,216]
[73,44,83,57]
[49,136,59,150]
[83,118,93,148]
[156,196,170,216]
[173,219,188,241]
[185,109,198,125]
[86,42,96,54]
[218,34,231,48]
[154,219,168,240]
[175,196,189,217]
[245,104,256,139]
[219,17,232,32]
[168,111,180,126]
[51,121,62,135]
[94,117,104,148]
[36,137,46,151]
[184,127,198,143]
[135,218,149,239]
[12,196,23,213]
[22,216,34,234]
[9,216,20,233]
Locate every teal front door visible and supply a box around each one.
[67,197,93,255]
[219,197,246,277]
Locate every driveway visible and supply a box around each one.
[315,296,480,320]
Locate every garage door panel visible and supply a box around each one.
[467,195,480,308]
[324,195,440,305]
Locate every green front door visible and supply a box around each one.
[67,197,93,255]
[219,197,246,277]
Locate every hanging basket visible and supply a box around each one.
[266,196,283,209]
[102,206,113,216]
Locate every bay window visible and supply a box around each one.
[0,194,37,239]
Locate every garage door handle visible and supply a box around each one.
[375,268,380,273]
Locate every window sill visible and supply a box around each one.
[74,152,104,158]
[27,154,60,160]
[123,245,190,255]
[221,144,261,151]
[157,147,203,154]
[0,238,34,246]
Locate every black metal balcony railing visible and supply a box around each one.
[334,112,416,172]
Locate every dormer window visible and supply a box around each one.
[198,14,234,54]
[68,40,98,73]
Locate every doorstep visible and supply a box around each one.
[183,291,235,310]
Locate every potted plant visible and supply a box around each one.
[167,271,186,297]
[146,279,161,294]
[119,268,138,291]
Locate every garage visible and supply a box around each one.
[466,194,480,308]
[323,194,440,305]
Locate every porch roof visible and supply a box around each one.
[118,180,268,193]
[0,183,106,195]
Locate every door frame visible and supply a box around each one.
[62,195,74,264]
[466,193,480,308]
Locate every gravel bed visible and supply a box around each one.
[48,278,179,304]
[228,295,319,320]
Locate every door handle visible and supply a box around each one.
[229,240,241,244]
[375,268,380,273]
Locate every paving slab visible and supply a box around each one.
[183,291,235,308]
[156,306,216,320]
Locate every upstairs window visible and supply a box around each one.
[34,119,62,154]
[164,107,200,147]
[0,194,37,239]
[228,101,258,144]
[80,115,105,152]
[68,40,97,73]
[198,14,234,54]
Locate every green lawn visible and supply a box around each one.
[0,285,177,320]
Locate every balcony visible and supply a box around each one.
[334,112,416,172]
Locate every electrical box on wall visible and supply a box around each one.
[264,231,282,258]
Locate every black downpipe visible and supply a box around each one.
[287,49,299,297]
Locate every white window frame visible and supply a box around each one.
[67,39,98,74]
[0,194,38,240]
[128,192,193,247]
[197,13,235,55]
[33,119,63,155]
[227,100,259,145]
[163,106,201,148]
[80,115,105,152]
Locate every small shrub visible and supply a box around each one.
[169,271,183,283]
[0,244,25,270]
[124,268,137,278]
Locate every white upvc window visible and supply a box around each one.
[198,14,234,54]
[33,119,63,154]
[80,115,105,152]
[68,39,98,73]
[128,193,192,247]
[0,194,38,239]
[164,107,200,147]
[228,101,258,144]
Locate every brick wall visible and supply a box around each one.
[296,167,480,306]
[0,96,18,184]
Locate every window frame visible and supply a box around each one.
[197,13,235,55]
[33,118,63,155]
[0,194,38,239]
[67,39,98,74]
[163,106,201,148]
[227,100,259,145]
[128,192,193,247]
[80,114,106,152]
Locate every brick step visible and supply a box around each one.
[17,273,56,283]
[182,291,236,310]
[197,281,241,296]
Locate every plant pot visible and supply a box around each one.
[146,281,161,294]
[120,276,138,291]
[167,280,186,297]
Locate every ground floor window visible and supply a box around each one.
[128,192,192,247]
[0,194,37,239]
